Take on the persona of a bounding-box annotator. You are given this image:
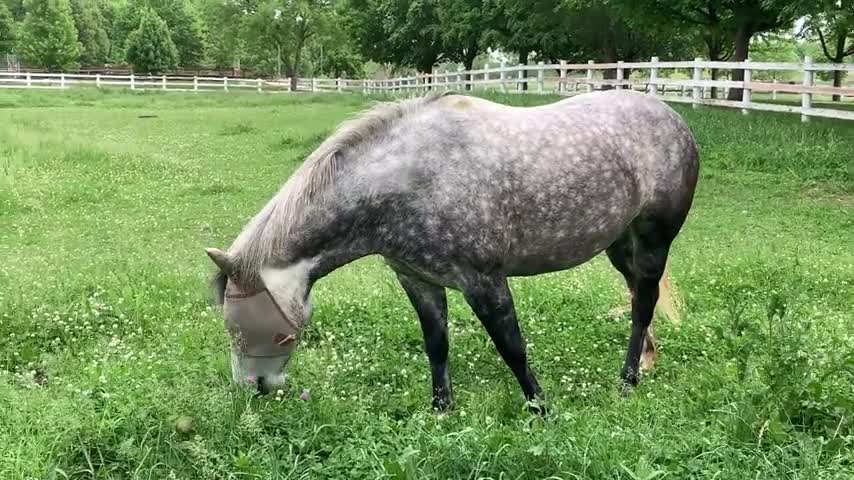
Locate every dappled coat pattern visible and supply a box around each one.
[208,89,700,409]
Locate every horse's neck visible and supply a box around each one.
[266,195,375,287]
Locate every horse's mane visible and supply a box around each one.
[227,91,457,283]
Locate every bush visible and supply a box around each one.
[125,8,177,74]
[18,0,81,70]
[0,2,14,54]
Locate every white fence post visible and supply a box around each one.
[499,62,507,93]
[772,79,778,100]
[95,73,100,88]
[616,61,624,90]
[559,60,567,93]
[741,58,751,115]
[257,78,262,93]
[692,58,702,109]
[586,60,594,93]
[802,56,813,123]
[223,77,228,92]
[537,61,544,93]
[311,78,317,93]
[337,77,342,93]
[649,56,659,95]
[130,73,135,90]
[60,73,66,89]
[517,64,524,92]
[162,75,167,90]
[26,72,31,87]
[457,66,463,90]
[362,79,367,95]
[193,76,198,92]
[483,63,489,91]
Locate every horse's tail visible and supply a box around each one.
[656,258,682,324]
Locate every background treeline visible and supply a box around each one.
[0,0,850,93]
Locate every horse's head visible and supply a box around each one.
[205,248,312,395]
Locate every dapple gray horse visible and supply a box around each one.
[206,89,699,411]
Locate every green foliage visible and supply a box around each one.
[241,0,333,84]
[2,0,25,20]
[305,6,365,78]
[115,0,206,66]
[125,8,177,74]
[346,0,445,72]
[0,1,14,52]
[198,0,243,69]
[18,0,80,70]
[70,0,109,65]
[487,0,577,62]
[437,0,497,69]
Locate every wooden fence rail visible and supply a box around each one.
[1,57,852,122]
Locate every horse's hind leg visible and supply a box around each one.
[395,272,454,411]
[606,234,657,373]
[618,216,677,387]
[462,275,544,412]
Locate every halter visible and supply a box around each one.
[223,285,302,358]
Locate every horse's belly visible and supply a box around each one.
[503,210,634,277]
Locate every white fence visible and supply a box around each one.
[2,57,852,122]
[0,72,276,92]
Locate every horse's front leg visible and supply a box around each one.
[395,272,454,411]
[462,275,545,413]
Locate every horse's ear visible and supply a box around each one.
[205,248,234,275]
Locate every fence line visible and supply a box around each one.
[1,57,852,122]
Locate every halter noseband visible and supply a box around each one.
[223,285,302,358]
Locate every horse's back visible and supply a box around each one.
[362,91,698,282]
[436,90,699,211]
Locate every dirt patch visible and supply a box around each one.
[801,182,854,207]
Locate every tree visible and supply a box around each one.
[381,0,445,73]
[199,0,245,70]
[18,0,81,70]
[625,0,734,97]
[2,0,25,20]
[345,0,447,74]
[438,0,497,87]
[70,0,109,65]
[802,0,853,101]
[115,0,206,66]
[0,1,15,53]
[125,8,178,73]
[306,5,365,78]
[98,0,120,61]
[630,0,805,99]
[242,0,332,90]
[561,0,697,86]
[489,0,576,64]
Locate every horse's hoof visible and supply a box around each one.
[525,396,548,416]
[432,397,455,412]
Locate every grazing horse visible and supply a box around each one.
[206,89,699,410]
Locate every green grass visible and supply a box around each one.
[1,88,853,479]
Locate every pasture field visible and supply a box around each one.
[0,89,852,480]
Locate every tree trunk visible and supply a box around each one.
[710,68,719,98]
[464,51,477,91]
[832,31,847,102]
[518,49,529,91]
[833,69,843,102]
[727,25,752,100]
[601,30,618,91]
[707,43,720,99]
